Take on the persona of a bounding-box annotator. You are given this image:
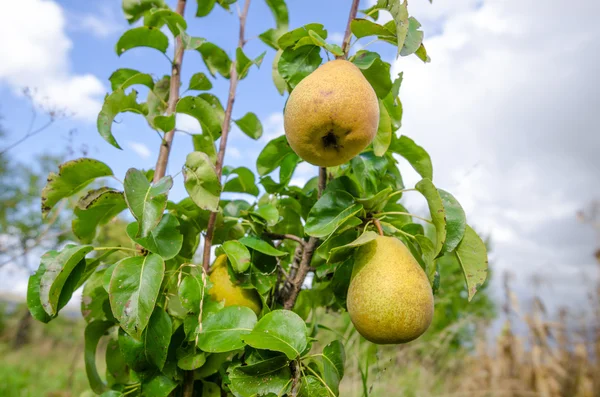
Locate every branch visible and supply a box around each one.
[337,0,361,60]
[202,0,252,272]
[265,232,306,248]
[153,0,188,183]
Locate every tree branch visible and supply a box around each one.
[202,0,252,272]
[153,0,188,183]
[337,0,361,60]
[265,232,306,248]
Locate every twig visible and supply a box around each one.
[265,232,306,248]
[337,0,361,60]
[202,0,252,272]
[374,219,384,236]
[0,120,54,155]
[153,0,188,183]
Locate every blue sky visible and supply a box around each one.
[1,0,600,316]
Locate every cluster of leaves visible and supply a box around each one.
[25,0,488,396]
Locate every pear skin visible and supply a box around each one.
[284,60,379,167]
[208,255,262,315]
[347,236,434,344]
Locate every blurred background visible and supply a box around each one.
[0,0,599,396]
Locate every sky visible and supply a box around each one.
[0,0,599,317]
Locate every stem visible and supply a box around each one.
[182,370,195,397]
[265,232,306,248]
[153,0,187,183]
[202,0,252,273]
[337,0,361,60]
[374,219,384,236]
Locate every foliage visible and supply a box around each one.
[25,0,489,395]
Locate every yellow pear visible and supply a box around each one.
[347,236,434,344]
[208,255,262,315]
[284,59,379,167]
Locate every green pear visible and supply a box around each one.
[209,255,262,315]
[284,59,379,167]
[347,236,434,344]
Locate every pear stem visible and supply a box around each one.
[374,219,384,236]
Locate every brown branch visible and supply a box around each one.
[202,0,252,272]
[265,232,306,248]
[374,218,384,236]
[153,0,188,183]
[337,0,361,59]
[182,369,195,397]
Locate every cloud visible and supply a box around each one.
[176,114,203,133]
[0,0,105,121]
[69,6,124,39]
[127,141,152,159]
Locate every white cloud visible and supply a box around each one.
[176,114,203,133]
[227,147,241,160]
[70,7,123,39]
[0,0,105,121]
[127,141,152,159]
[260,112,285,142]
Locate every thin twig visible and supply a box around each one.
[153,0,188,183]
[0,120,54,155]
[337,0,361,60]
[265,232,306,248]
[202,0,252,272]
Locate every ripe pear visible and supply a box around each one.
[347,236,433,344]
[208,255,262,315]
[284,59,379,167]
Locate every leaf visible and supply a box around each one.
[222,240,252,273]
[27,263,52,323]
[234,112,263,140]
[142,374,178,397]
[351,50,380,69]
[178,25,206,50]
[415,43,431,63]
[224,167,259,196]
[250,204,280,227]
[238,354,289,375]
[400,17,424,57]
[331,257,353,308]
[197,306,257,352]
[272,50,287,94]
[201,381,221,397]
[353,51,392,98]
[176,96,222,137]
[278,23,327,49]
[41,158,113,218]
[329,231,378,264]
[183,151,221,212]
[126,214,183,260]
[84,321,113,394]
[116,27,169,56]
[146,75,170,128]
[196,0,217,17]
[415,178,446,257]
[265,0,289,31]
[97,89,146,149]
[373,100,392,156]
[307,30,344,56]
[243,310,307,359]
[154,114,175,133]
[105,336,129,385]
[455,225,489,301]
[101,390,124,397]
[383,74,403,130]
[177,349,206,370]
[236,48,266,79]
[124,168,172,238]
[118,327,151,371]
[187,72,212,91]
[415,235,436,281]
[108,69,154,91]
[376,0,409,57]
[228,362,291,397]
[256,135,295,176]
[192,133,217,164]
[391,135,433,180]
[198,41,232,78]
[123,0,166,23]
[81,269,110,323]
[239,236,287,257]
[178,273,204,313]
[144,306,172,370]
[144,9,187,36]
[322,340,346,396]
[278,45,323,89]
[73,188,127,243]
[351,18,395,38]
[39,245,93,316]
[109,254,165,339]
[438,189,467,255]
[305,191,363,238]
[299,376,330,397]
[351,152,389,196]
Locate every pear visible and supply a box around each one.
[284,59,379,167]
[347,236,434,344]
[208,255,262,315]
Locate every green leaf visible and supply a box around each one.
[438,189,466,255]
[187,72,212,91]
[118,327,151,371]
[243,310,307,359]
[41,158,113,218]
[236,48,266,79]
[39,245,93,316]
[278,45,323,89]
[222,240,252,273]
[256,135,295,176]
[192,133,217,164]
[154,114,175,133]
[197,306,257,352]
[97,89,146,149]
[177,96,222,136]
[305,191,363,238]
[373,100,392,156]
[272,50,286,95]
[415,234,436,281]
[145,75,170,128]
[178,25,206,50]
[178,273,205,313]
[376,0,409,57]
[401,17,424,56]
[228,362,291,397]
[307,30,344,56]
[100,391,123,397]
[201,381,221,397]
[278,23,326,49]
[144,306,172,370]
[183,151,221,212]
[223,167,259,196]
[250,204,280,227]
[142,374,178,396]
[84,321,113,394]
[415,43,431,63]
[126,214,183,260]
[239,236,287,257]
[350,18,395,38]
[265,0,289,31]
[199,93,226,127]
[116,27,169,56]
[73,188,127,243]
[322,340,346,396]
[353,51,392,98]
[108,69,154,91]
[109,254,165,339]
[351,152,388,195]
[124,168,172,238]
[455,225,488,301]
[106,336,129,385]
[144,9,187,36]
[123,0,166,23]
[27,263,52,323]
[299,375,330,397]
[82,269,110,323]
[238,353,289,375]
[391,135,433,180]
[415,178,446,257]
[198,42,232,78]
[383,74,403,130]
[329,231,378,264]
[196,0,217,17]
[234,112,263,140]
[177,349,206,370]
